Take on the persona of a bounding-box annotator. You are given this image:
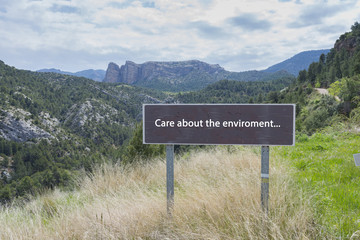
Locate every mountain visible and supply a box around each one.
[0,60,171,201]
[37,68,73,75]
[73,69,106,82]
[37,68,106,82]
[263,49,330,76]
[103,60,293,92]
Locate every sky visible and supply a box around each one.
[0,0,359,72]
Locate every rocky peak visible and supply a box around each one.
[104,62,120,83]
[334,23,360,56]
[334,36,360,56]
[103,60,225,84]
[120,61,141,84]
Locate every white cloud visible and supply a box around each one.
[0,0,359,72]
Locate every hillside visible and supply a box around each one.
[176,76,295,104]
[103,60,293,92]
[268,22,360,134]
[264,49,330,76]
[1,62,169,144]
[0,60,170,201]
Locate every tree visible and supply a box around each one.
[16,176,34,196]
[0,140,4,154]
[267,91,279,103]
[339,76,360,102]
[319,53,326,64]
[256,93,263,103]
[307,62,318,86]
[3,142,12,156]
[125,123,165,163]
[298,70,307,83]
[328,80,341,97]
[0,185,13,203]
[351,21,360,33]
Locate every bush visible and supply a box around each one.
[297,95,339,134]
[350,107,360,123]
[125,123,165,163]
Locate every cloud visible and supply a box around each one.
[0,42,192,72]
[278,0,302,3]
[50,4,80,13]
[0,0,359,73]
[142,1,155,8]
[205,49,275,72]
[107,1,133,9]
[190,21,229,39]
[288,1,356,28]
[227,13,272,31]
[0,0,11,6]
[0,0,9,13]
[107,0,155,9]
[317,24,347,34]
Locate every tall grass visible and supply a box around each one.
[0,146,323,239]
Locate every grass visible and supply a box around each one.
[0,146,322,239]
[274,125,360,239]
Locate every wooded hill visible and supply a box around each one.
[175,76,294,104]
[0,62,169,202]
[274,22,360,134]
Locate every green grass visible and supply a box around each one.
[274,128,360,238]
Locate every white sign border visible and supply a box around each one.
[143,103,296,146]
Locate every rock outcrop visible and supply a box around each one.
[103,60,225,85]
[334,36,360,56]
[0,108,54,142]
[102,59,294,91]
[104,62,121,83]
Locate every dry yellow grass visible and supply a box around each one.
[0,146,325,239]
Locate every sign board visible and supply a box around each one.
[354,153,360,166]
[143,104,295,146]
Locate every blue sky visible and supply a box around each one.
[0,0,359,72]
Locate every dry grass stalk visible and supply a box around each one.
[0,146,324,239]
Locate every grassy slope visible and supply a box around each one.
[1,126,359,239]
[0,147,322,239]
[274,126,360,239]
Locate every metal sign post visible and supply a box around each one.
[261,146,269,213]
[354,153,360,166]
[143,104,295,214]
[166,145,174,216]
